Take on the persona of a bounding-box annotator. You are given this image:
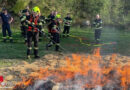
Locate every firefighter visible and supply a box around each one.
[63,13,72,37]
[46,11,55,36]
[0,8,13,43]
[20,10,30,43]
[25,6,41,59]
[19,6,30,42]
[46,14,61,51]
[93,14,103,44]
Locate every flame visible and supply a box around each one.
[13,48,130,90]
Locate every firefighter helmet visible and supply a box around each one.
[55,14,61,19]
[32,6,40,13]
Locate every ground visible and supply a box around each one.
[0,26,130,66]
[0,52,130,89]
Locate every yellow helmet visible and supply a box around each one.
[32,6,40,13]
[55,14,61,19]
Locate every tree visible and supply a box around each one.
[0,0,129,28]
[73,0,104,22]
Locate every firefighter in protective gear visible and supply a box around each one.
[46,14,61,51]
[25,6,42,59]
[47,11,56,34]
[20,10,29,43]
[93,14,103,44]
[19,6,30,37]
[63,13,72,37]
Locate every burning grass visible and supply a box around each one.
[13,48,130,90]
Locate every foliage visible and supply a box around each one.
[0,0,129,28]
[101,0,130,27]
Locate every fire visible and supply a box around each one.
[13,48,130,90]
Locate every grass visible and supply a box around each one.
[0,26,130,67]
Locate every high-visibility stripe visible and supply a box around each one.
[95,27,102,29]
[38,22,42,25]
[34,47,38,50]
[26,20,31,24]
[53,25,57,29]
[28,47,32,50]
[9,37,13,39]
[56,43,60,46]
[21,16,26,22]
[25,38,27,40]
[2,37,6,39]
[27,55,31,59]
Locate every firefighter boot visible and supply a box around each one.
[67,34,69,37]
[34,47,40,59]
[10,39,13,43]
[9,37,13,43]
[27,47,32,59]
[55,44,60,51]
[27,55,31,59]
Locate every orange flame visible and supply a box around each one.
[13,48,130,90]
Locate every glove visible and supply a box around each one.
[39,22,43,26]
[32,22,35,25]
[26,20,31,24]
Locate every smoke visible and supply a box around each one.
[100,26,121,55]
[26,80,55,90]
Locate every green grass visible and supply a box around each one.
[0,26,130,67]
